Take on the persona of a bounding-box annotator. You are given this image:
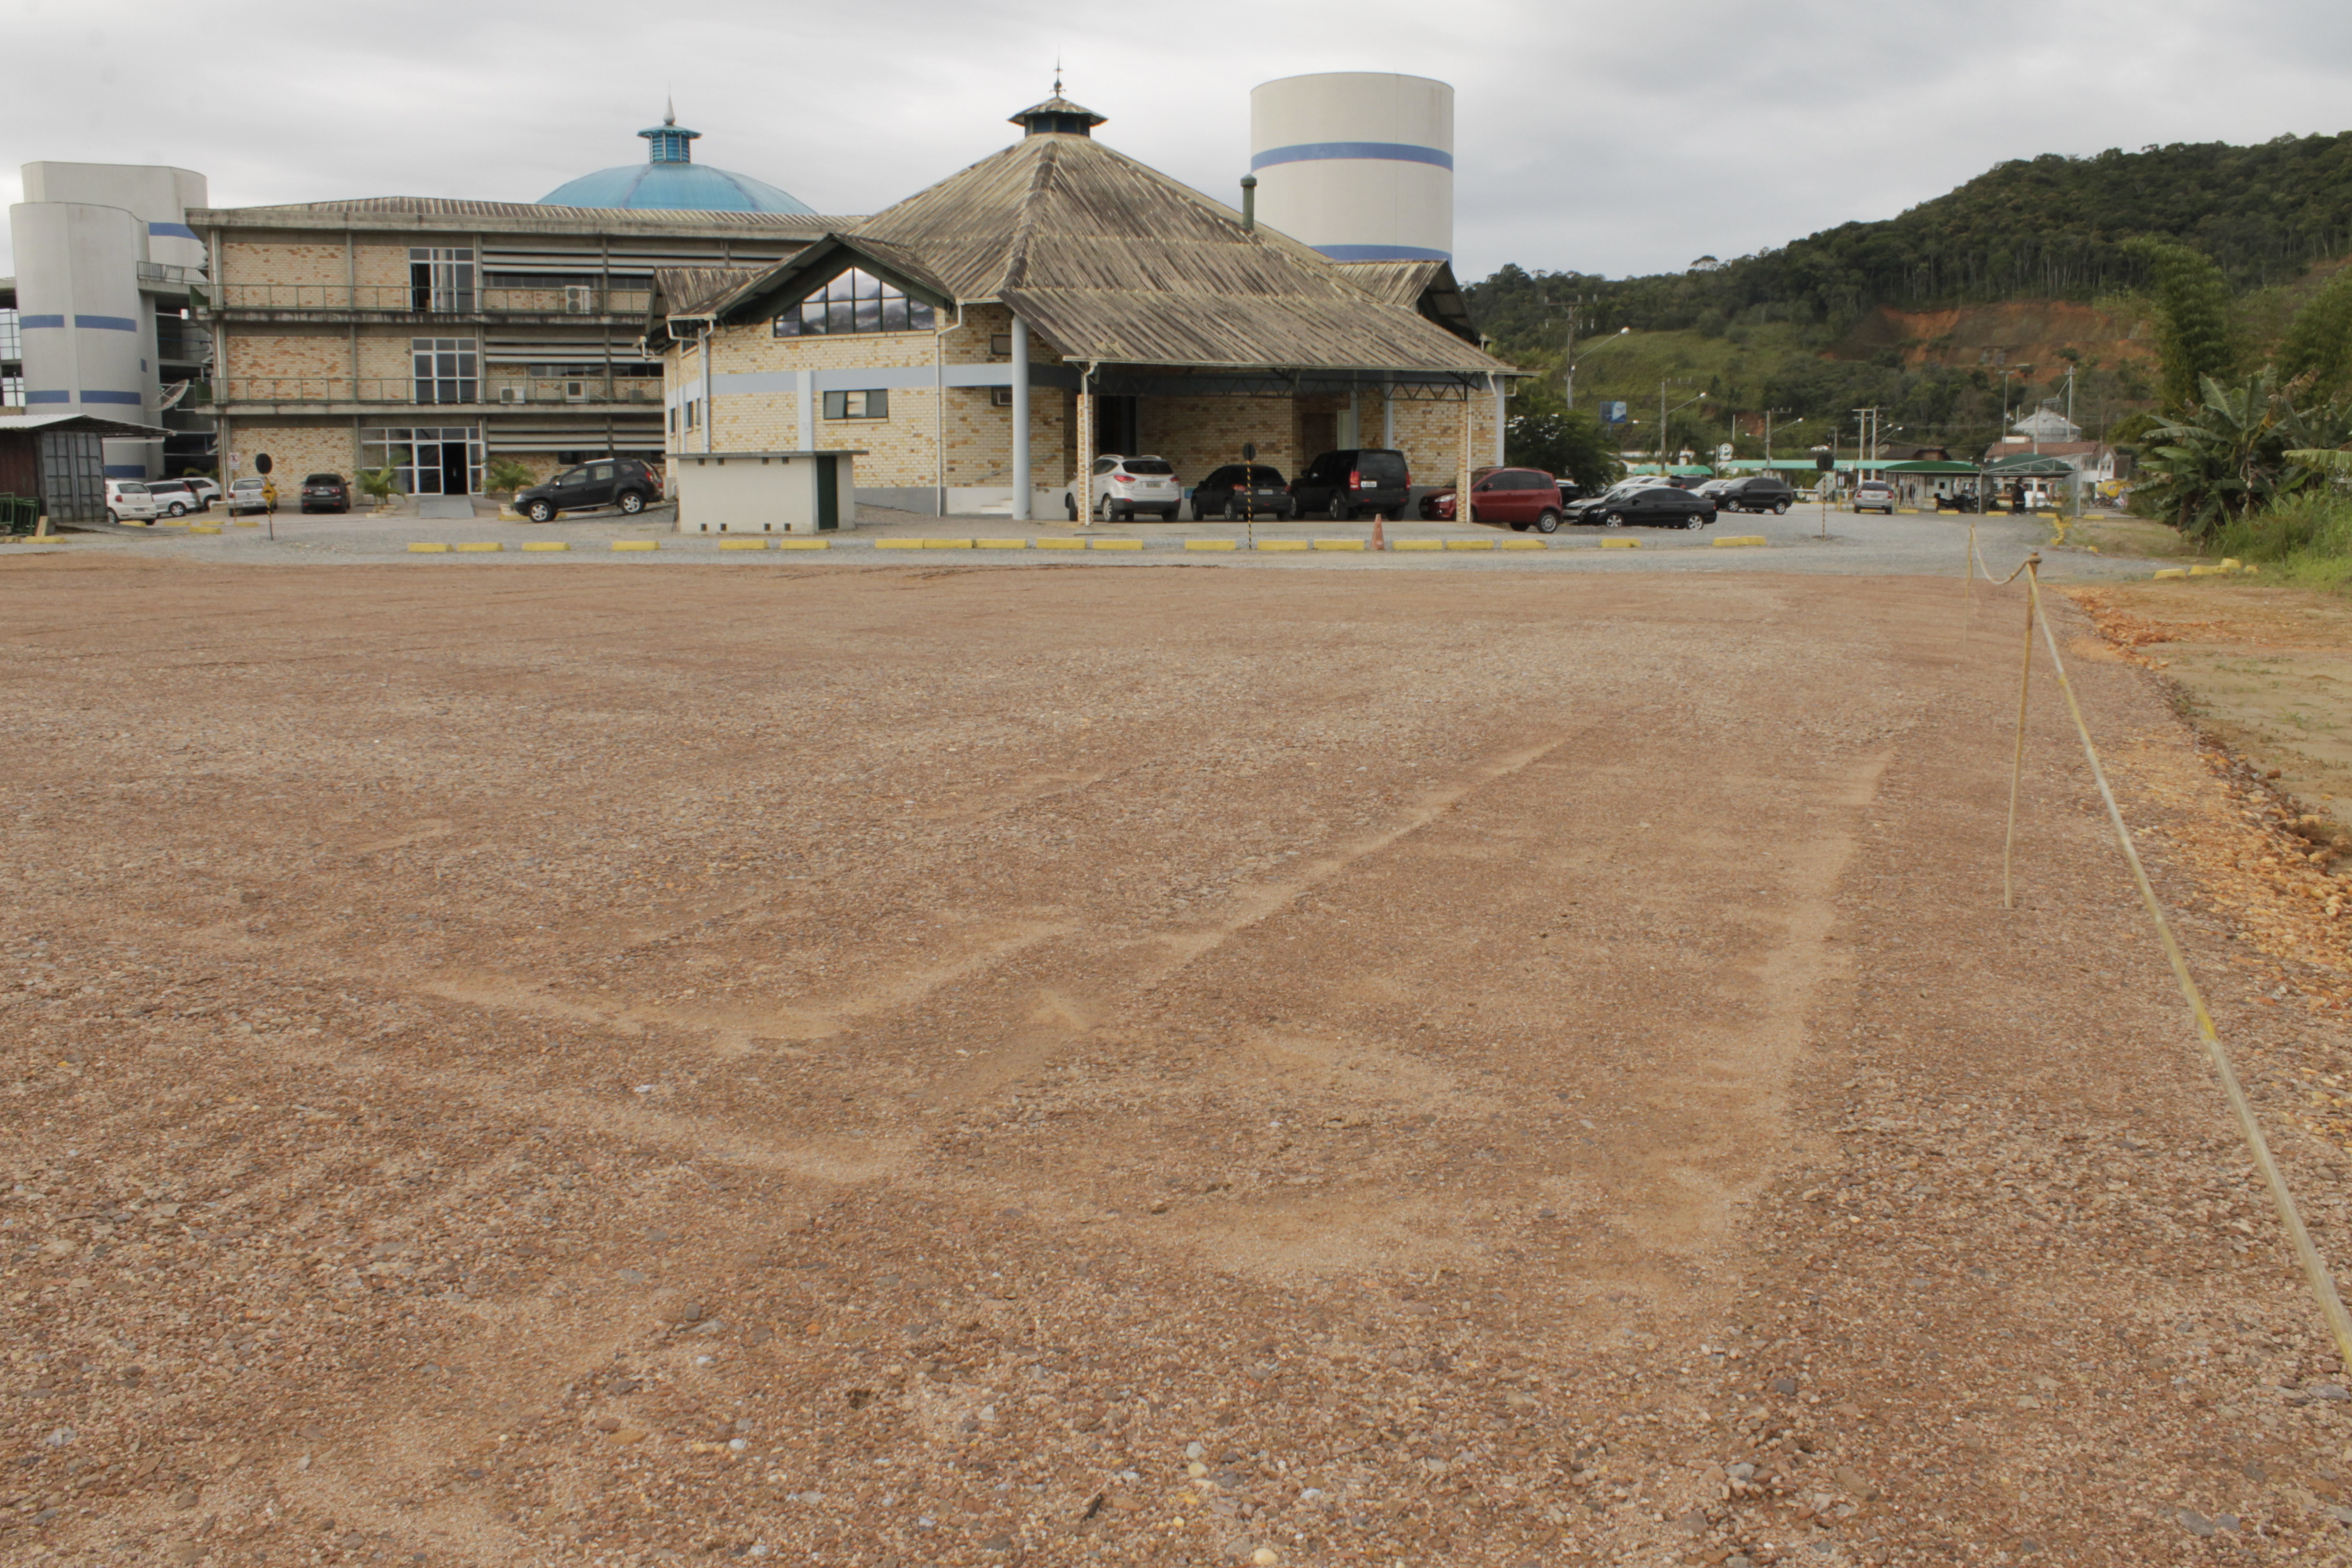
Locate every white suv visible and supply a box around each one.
[104,480,165,524]
[1063,455,1182,521]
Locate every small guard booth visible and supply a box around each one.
[671,449,862,533]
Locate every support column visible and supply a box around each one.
[796,368,815,451]
[1491,373,1506,465]
[1381,381,1394,449]
[1010,315,1031,521]
[1077,364,1095,527]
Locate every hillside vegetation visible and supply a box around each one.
[1472,132,2352,461]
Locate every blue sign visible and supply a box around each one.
[1601,400,1628,425]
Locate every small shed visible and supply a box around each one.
[0,412,171,525]
[671,449,864,533]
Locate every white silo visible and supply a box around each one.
[1249,73,1453,262]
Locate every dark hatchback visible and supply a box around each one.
[1715,474,1797,514]
[1289,448,1412,520]
[515,457,663,522]
[1191,464,1294,520]
[1570,481,1716,530]
[300,473,351,513]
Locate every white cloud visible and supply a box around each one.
[5,0,2351,282]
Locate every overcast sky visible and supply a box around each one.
[6,0,2352,285]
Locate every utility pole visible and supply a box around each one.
[1764,409,1791,464]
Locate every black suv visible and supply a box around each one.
[1714,474,1796,514]
[300,473,351,514]
[1192,464,1294,520]
[516,458,662,522]
[1290,448,1412,520]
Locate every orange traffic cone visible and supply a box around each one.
[1369,514,1386,552]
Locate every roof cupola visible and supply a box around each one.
[1010,75,1106,138]
[640,100,701,164]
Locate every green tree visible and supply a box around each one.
[484,457,537,494]
[2276,265,2352,400]
[1505,381,1624,489]
[2133,369,2351,537]
[356,466,399,508]
[2130,241,2237,411]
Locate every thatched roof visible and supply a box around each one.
[661,132,1510,378]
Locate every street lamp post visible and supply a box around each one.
[1565,326,1630,410]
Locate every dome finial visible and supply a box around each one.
[663,95,676,127]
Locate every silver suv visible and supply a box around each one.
[1852,480,1897,515]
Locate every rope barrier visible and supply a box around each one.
[2015,559,2352,1371]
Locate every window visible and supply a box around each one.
[1,375,21,408]
[822,389,889,420]
[0,307,19,360]
[989,386,1015,407]
[409,248,476,312]
[360,426,483,496]
[990,333,1013,358]
[411,337,478,405]
[774,269,935,336]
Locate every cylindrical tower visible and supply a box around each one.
[1249,73,1453,262]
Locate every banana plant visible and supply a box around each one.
[2135,371,2352,538]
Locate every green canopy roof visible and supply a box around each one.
[1982,454,2078,476]
[1879,459,1981,474]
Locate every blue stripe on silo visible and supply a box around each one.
[148,222,200,241]
[75,315,140,332]
[1314,243,1454,263]
[79,390,145,405]
[20,314,67,329]
[1250,141,1454,171]
[26,389,70,403]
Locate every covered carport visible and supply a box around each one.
[1981,452,2082,512]
[0,412,171,527]
[1879,458,1984,511]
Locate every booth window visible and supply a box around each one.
[775,269,936,336]
[823,390,889,420]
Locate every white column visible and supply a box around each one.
[1010,315,1031,521]
[700,325,714,454]
[1491,373,1505,465]
[796,368,815,451]
[1381,381,1393,448]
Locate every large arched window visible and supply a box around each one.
[772,268,937,336]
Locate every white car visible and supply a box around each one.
[226,476,274,516]
[1063,454,1182,521]
[183,477,222,510]
[144,478,205,517]
[104,480,165,524]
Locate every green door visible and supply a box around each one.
[815,455,839,531]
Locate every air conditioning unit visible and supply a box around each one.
[563,380,591,404]
[498,386,525,404]
[563,286,594,313]
[990,386,1015,407]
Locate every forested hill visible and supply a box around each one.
[1469,130,2352,342]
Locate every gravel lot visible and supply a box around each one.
[3,558,2349,1567]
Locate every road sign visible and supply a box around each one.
[1601,401,1627,426]
[254,453,273,476]
[1716,443,1734,462]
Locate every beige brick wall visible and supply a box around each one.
[220,422,361,485]
[224,329,351,394]
[223,236,347,292]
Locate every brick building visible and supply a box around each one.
[187,114,842,496]
[644,93,1512,519]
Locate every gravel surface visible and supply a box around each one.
[3,559,2348,1566]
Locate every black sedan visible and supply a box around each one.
[1191,464,1294,520]
[1570,482,1716,530]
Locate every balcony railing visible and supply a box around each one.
[209,284,654,315]
[137,261,208,288]
[217,376,664,406]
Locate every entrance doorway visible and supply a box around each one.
[1096,394,1140,456]
[360,426,482,496]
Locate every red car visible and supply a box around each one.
[1418,466,1566,532]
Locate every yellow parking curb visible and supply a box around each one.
[1444,538,1493,551]
[922,538,975,549]
[718,538,769,550]
[977,538,1030,549]
[156,519,190,528]
[1184,538,1237,551]
[1602,538,1641,549]
[875,538,924,550]
[231,520,260,527]
[2153,567,2188,580]
[775,537,829,550]
[189,525,221,535]
[1091,538,1143,551]
[521,541,569,552]
[454,542,501,553]
[1713,535,1769,548]
[1256,540,1311,552]
[612,540,658,552]
[1499,537,1545,550]
[1313,538,1364,551]
[1035,537,1086,550]
[1393,539,1442,551]
[408,542,450,553]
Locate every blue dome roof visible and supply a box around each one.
[537,108,814,213]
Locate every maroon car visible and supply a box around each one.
[1417,466,1566,532]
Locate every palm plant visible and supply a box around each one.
[2133,371,2352,538]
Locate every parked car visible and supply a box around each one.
[1557,480,1588,507]
[1418,467,1566,531]
[1288,448,1412,520]
[1569,479,1716,530]
[181,476,222,510]
[1852,480,1897,514]
[300,473,352,514]
[1190,463,1293,520]
[226,476,274,516]
[143,479,202,518]
[1715,475,1796,514]
[514,456,663,522]
[1061,455,1182,521]
[104,480,165,524]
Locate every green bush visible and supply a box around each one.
[2205,489,2352,589]
[484,458,536,494]
[355,466,398,505]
